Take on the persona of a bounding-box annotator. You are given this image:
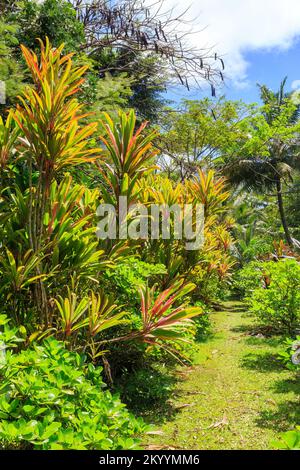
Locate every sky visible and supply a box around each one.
[162,0,300,104]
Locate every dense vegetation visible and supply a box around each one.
[0,0,300,451]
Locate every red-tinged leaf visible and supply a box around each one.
[151,289,172,317]
[155,307,201,328]
[150,292,179,320]
[139,287,146,324]
[151,280,183,313]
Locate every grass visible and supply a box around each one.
[144,301,300,450]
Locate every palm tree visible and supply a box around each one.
[223,78,300,247]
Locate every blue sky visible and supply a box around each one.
[222,40,300,103]
[163,0,300,105]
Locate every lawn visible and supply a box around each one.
[145,302,300,450]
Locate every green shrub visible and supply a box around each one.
[273,427,300,449]
[0,335,147,449]
[0,314,24,354]
[194,314,212,342]
[103,257,167,306]
[278,336,300,371]
[274,336,300,450]
[190,268,230,305]
[233,261,265,298]
[249,260,300,334]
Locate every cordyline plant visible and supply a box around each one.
[54,288,128,360]
[188,170,230,218]
[54,280,202,358]
[88,291,127,338]
[0,111,19,169]
[11,38,102,322]
[14,38,101,251]
[98,110,158,207]
[135,175,187,287]
[0,249,49,325]
[96,109,158,257]
[45,174,109,282]
[55,288,89,338]
[95,279,203,358]
[55,289,127,338]
[137,280,201,346]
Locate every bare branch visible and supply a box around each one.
[68,0,225,91]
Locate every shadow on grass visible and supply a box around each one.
[230,324,258,336]
[218,306,247,314]
[256,376,300,431]
[139,371,208,425]
[118,367,185,425]
[256,399,300,432]
[244,336,283,348]
[221,299,246,308]
[271,377,300,395]
[240,352,285,373]
[194,330,214,344]
[137,401,180,425]
[227,307,247,314]
[231,323,283,340]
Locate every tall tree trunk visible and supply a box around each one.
[276,176,293,247]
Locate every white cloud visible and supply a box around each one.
[162,0,300,87]
[291,79,300,90]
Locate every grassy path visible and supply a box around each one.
[146,302,300,450]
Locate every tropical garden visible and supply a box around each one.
[0,0,299,451]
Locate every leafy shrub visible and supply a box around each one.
[249,260,300,334]
[278,336,300,371]
[103,257,166,306]
[194,314,211,340]
[233,231,274,265]
[273,427,300,450]
[274,336,300,450]
[0,335,147,450]
[190,266,230,305]
[232,261,266,299]
[0,314,24,354]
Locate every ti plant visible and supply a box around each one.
[88,291,127,337]
[11,38,102,322]
[0,111,19,169]
[55,289,127,359]
[73,281,203,360]
[136,280,202,352]
[13,38,101,252]
[135,175,187,286]
[14,38,100,176]
[98,109,158,207]
[96,109,158,257]
[87,291,128,361]
[188,170,229,218]
[55,288,89,338]
[45,174,109,282]
[0,249,49,325]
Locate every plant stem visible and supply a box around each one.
[276,176,293,248]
